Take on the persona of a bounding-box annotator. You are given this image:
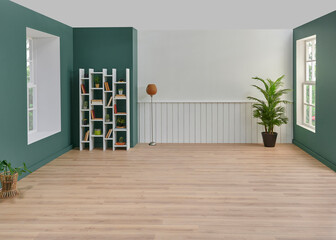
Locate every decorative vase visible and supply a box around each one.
[118,89,123,95]
[261,132,278,147]
[0,173,19,199]
[95,84,99,88]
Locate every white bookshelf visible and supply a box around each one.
[113,69,130,150]
[79,68,130,151]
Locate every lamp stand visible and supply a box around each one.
[149,95,156,146]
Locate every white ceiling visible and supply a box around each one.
[11,0,336,30]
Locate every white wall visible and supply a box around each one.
[138,30,293,143]
[139,30,293,102]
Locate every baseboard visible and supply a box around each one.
[293,139,336,172]
[19,145,73,180]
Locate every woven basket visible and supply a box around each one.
[0,172,19,199]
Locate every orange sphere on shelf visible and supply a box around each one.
[146,84,157,96]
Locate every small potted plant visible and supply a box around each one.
[247,75,290,147]
[116,136,126,145]
[105,113,110,122]
[83,101,88,109]
[118,88,123,95]
[0,160,31,198]
[94,129,102,135]
[94,76,100,88]
[116,117,126,128]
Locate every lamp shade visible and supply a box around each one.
[146,84,157,96]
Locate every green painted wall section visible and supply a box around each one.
[293,11,336,171]
[0,0,74,177]
[73,27,138,148]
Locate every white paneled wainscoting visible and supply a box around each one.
[139,101,293,144]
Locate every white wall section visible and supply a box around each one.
[139,30,293,102]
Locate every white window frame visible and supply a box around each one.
[302,37,316,130]
[27,38,37,133]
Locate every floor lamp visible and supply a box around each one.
[146,84,157,146]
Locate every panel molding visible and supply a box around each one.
[139,101,293,143]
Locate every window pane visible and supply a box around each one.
[304,85,310,104]
[313,40,316,60]
[312,107,316,126]
[305,105,310,124]
[27,61,31,83]
[312,85,316,105]
[306,41,313,60]
[28,87,34,108]
[29,110,34,131]
[312,61,316,81]
[306,62,312,81]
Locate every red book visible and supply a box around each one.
[91,110,96,119]
[81,84,86,94]
[114,104,117,114]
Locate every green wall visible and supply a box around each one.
[293,11,336,171]
[73,27,138,147]
[0,1,73,177]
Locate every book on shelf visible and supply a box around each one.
[91,99,103,104]
[84,130,89,141]
[115,94,126,98]
[104,82,110,91]
[81,84,86,94]
[105,129,112,138]
[107,96,113,106]
[91,110,96,119]
[114,104,117,114]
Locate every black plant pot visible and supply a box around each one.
[261,132,278,147]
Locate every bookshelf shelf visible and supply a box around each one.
[114,128,127,132]
[91,135,103,137]
[79,68,130,151]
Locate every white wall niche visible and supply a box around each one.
[26,27,61,145]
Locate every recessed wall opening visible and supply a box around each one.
[26,28,61,144]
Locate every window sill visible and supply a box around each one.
[297,123,315,133]
[28,130,60,145]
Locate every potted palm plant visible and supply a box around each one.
[0,160,31,198]
[247,75,290,147]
